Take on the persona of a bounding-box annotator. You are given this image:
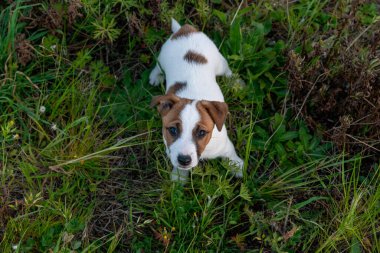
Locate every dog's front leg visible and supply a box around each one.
[223,139,244,178]
[149,64,164,86]
[216,54,232,77]
[171,167,189,184]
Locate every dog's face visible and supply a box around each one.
[151,94,228,170]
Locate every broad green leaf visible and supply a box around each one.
[279,131,299,142]
[299,125,310,149]
[293,196,329,210]
[229,18,242,54]
[212,9,226,24]
[275,142,286,157]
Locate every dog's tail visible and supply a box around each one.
[171,18,181,33]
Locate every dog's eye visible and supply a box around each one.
[168,127,178,137]
[197,129,207,138]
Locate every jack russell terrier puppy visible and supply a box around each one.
[150,19,244,182]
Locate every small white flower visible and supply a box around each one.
[50,45,56,50]
[51,123,57,131]
[12,244,18,250]
[39,106,46,113]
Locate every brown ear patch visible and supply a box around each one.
[171,24,198,40]
[184,50,208,64]
[150,93,181,117]
[198,100,228,131]
[167,82,187,95]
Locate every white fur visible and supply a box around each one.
[150,19,243,183]
[168,101,199,170]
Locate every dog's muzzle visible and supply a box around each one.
[177,154,192,167]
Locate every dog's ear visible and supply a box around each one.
[150,94,180,116]
[200,100,228,131]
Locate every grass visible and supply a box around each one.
[0,0,379,252]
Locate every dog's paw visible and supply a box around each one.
[230,157,244,178]
[149,73,163,86]
[149,65,164,86]
[171,168,189,184]
[225,68,233,77]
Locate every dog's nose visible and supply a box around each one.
[178,154,192,166]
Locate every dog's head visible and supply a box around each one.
[151,94,228,170]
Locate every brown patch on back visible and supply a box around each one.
[171,24,198,40]
[167,82,187,95]
[184,50,208,64]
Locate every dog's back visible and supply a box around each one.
[156,19,231,102]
